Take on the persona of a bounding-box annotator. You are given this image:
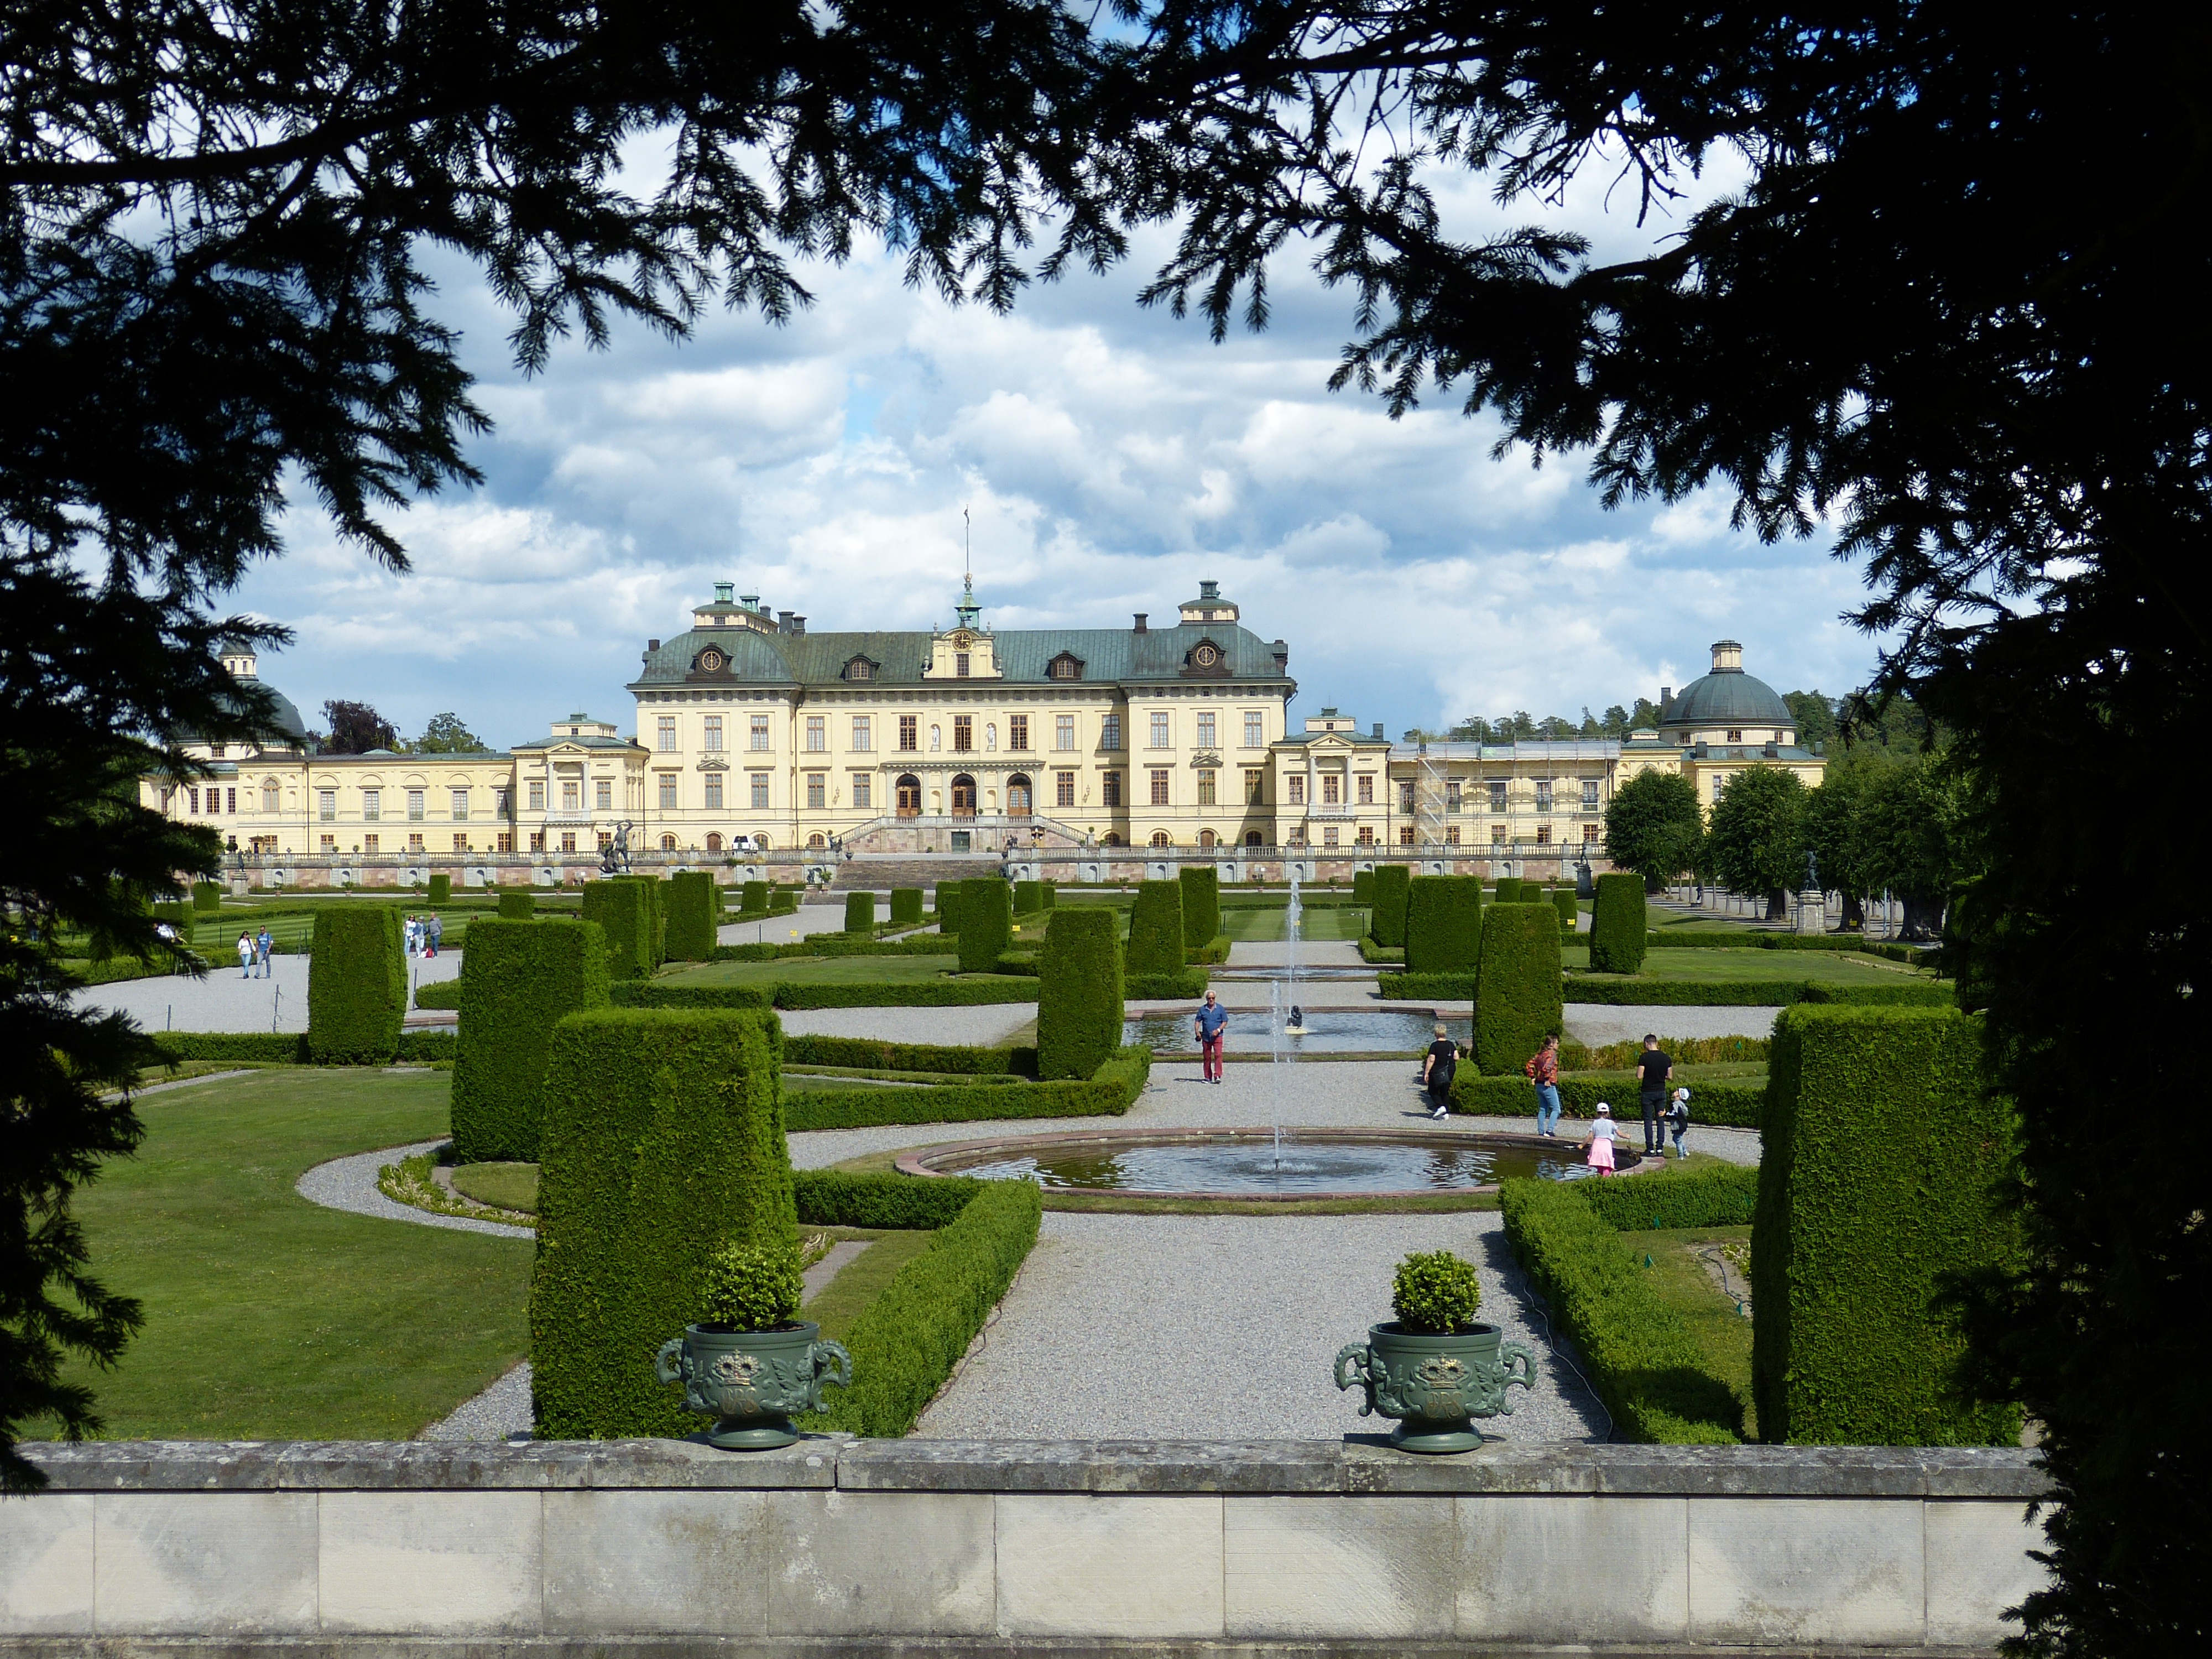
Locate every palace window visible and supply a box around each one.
[1357,774,1373,805]
[1150,769,1170,806]
[264,785,280,814]
[528,831,544,852]
[661,834,678,852]
[848,659,873,681]
[852,774,872,810]
[750,714,770,752]
[750,773,770,809]
[899,715,918,751]
[598,831,613,851]
[1446,780,1461,811]
[1010,714,1029,750]
[1445,826,1459,845]
[560,833,576,853]
[1050,654,1081,679]
[1101,713,1123,750]
[955,652,971,678]
[1103,771,1122,807]
[450,788,468,820]
[408,789,425,821]
[658,775,678,810]
[1287,774,1305,805]
[1713,774,1726,801]
[497,833,513,853]
[1535,780,1553,811]
[526,781,545,812]
[806,716,825,752]
[1399,827,1415,846]
[1244,711,1264,748]
[1323,826,1339,846]
[703,715,723,751]
[1197,770,1217,806]
[1583,823,1600,843]
[1537,824,1552,844]
[704,774,723,810]
[1726,729,1743,744]
[953,716,973,752]
[806,774,826,810]
[852,716,873,751]
[363,833,379,854]
[1197,712,1216,749]
[493,787,510,817]
[1056,770,1076,807]
[225,789,237,813]
[1055,714,1075,751]
[1489,781,1507,811]
[1245,769,1265,805]
[1400,780,1416,813]
[1582,779,1601,808]
[452,833,469,852]
[1357,825,1376,847]
[1149,711,1171,749]
[359,787,380,820]
[1322,774,1341,805]
[596,779,612,811]
[1491,825,1506,844]
[658,716,677,752]
[561,780,580,812]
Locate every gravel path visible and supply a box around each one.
[72,950,465,1034]
[294,1140,533,1240]
[420,1364,534,1442]
[776,1004,1037,1047]
[914,1211,1610,1442]
[1225,941,1367,968]
[718,902,881,946]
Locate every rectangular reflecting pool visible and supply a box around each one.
[1126,1008,1470,1055]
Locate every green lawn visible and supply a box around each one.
[1220,905,1370,942]
[1618,1224,1757,1439]
[659,953,1029,986]
[40,1068,534,1442]
[1562,945,1915,984]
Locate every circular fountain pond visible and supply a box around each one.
[896,1128,1632,1200]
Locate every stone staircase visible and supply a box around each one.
[827,857,994,893]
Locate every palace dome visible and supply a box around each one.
[1663,641,1792,729]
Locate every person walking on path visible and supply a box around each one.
[1582,1102,1619,1176]
[1524,1034,1563,1137]
[1193,990,1228,1084]
[427,912,442,958]
[1636,1034,1674,1156]
[1666,1086,1692,1160]
[255,925,273,978]
[234,931,254,979]
[1422,1023,1459,1119]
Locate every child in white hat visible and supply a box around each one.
[1667,1087,1692,1159]
[1583,1102,1618,1176]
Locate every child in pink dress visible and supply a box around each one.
[1584,1102,1619,1176]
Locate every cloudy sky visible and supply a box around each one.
[231,145,1885,751]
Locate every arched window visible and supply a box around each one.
[1150,830,1171,848]
[1197,828,1215,848]
[705,832,723,852]
[950,774,977,815]
[660,833,677,851]
[808,833,826,849]
[1006,774,1032,816]
[895,774,922,815]
[1244,830,1263,848]
[1102,832,1122,847]
[753,834,770,850]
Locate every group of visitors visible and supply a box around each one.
[405,913,443,957]
[233,926,274,978]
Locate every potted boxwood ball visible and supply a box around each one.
[654,1241,851,1449]
[1334,1250,1535,1453]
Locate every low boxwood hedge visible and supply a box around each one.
[781,1045,1149,1131]
[1125,968,1209,1000]
[785,1035,1039,1076]
[611,979,1038,1011]
[1563,977,1954,1007]
[1568,1161,1760,1230]
[794,1170,982,1230]
[1500,1178,1744,1443]
[1449,1071,1766,1130]
[1190,933,1233,965]
[801,1177,1041,1438]
[149,1028,460,1066]
[307,906,405,1063]
[610,982,776,1010]
[413,979,462,1009]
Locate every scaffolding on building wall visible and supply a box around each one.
[1414,743,1450,848]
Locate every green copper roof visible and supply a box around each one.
[1663,667,1792,727]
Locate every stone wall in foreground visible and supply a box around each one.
[2,1439,2047,1657]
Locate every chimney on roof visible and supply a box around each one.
[714,581,734,604]
[778,611,797,633]
[790,615,806,635]
[1272,639,1288,669]
[1199,580,1220,602]
[740,593,759,609]
[649,639,660,651]
[1661,685,1672,709]
[1372,723,1383,739]
[1133,613,1147,634]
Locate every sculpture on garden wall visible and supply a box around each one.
[601,820,634,875]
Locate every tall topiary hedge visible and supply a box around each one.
[427,873,452,904]
[1178,865,1219,950]
[1370,863,1411,946]
[1494,875,1523,905]
[957,878,1012,973]
[1588,872,1648,974]
[306,907,405,1063]
[890,886,924,926]
[1013,879,1046,914]
[497,889,535,919]
[844,890,877,933]
[531,1007,794,1439]
[1552,889,1580,935]
[1352,868,1374,906]
[1405,874,1483,974]
[1753,1005,2020,1446]
[1037,906,1124,1079]
[1474,902,1563,1074]
[191,880,222,914]
[1040,882,1057,908]
[662,871,717,962]
[581,876,655,979]
[739,879,769,915]
[450,919,611,1161]
[935,880,966,934]
[1126,880,1186,974]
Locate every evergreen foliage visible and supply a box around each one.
[1603,770,1705,889]
[1369,863,1411,946]
[1178,865,1219,948]
[794,1170,982,1230]
[1352,868,1374,905]
[1126,880,1186,974]
[890,887,924,926]
[530,1008,794,1438]
[190,881,221,914]
[1552,889,1578,934]
[1473,902,1563,1073]
[843,890,877,933]
[1404,875,1483,973]
[1493,875,1522,904]
[427,873,451,904]
[662,872,717,962]
[739,880,769,915]
[497,889,535,919]
[956,878,1013,973]
[1587,874,1648,974]
[1013,879,1046,914]
[1037,906,1124,1080]
[305,907,405,1063]
[1754,1006,2020,1446]
[449,919,610,1162]
[580,877,655,979]
[1708,768,1809,918]
[935,880,966,934]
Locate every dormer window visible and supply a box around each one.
[1726,729,1742,744]
[696,646,728,674]
[844,655,878,682]
[956,653,971,678]
[1048,653,1085,680]
[1183,638,1228,675]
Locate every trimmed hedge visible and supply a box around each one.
[1126,880,1186,974]
[449,919,611,1162]
[530,1007,795,1439]
[1588,874,1648,974]
[784,1064,1138,1130]
[1754,1005,2020,1446]
[306,907,405,1063]
[413,979,462,1009]
[1190,932,1233,966]
[802,1177,1040,1438]
[612,977,1041,1011]
[739,879,769,915]
[1405,875,1483,974]
[1474,903,1563,1074]
[1450,1071,1766,1130]
[1351,869,1374,906]
[497,890,535,919]
[794,1170,982,1231]
[1013,879,1047,914]
[844,890,877,933]
[1501,1178,1744,1442]
[1370,863,1410,946]
[1178,866,1219,950]
[427,873,452,905]
[581,877,655,979]
[890,887,925,926]
[1494,876,1523,905]
[1038,906,1123,1081]
[662,872,717,962]
[958,878,1013,974]
[610,982,774,1010]
[1040,881,1058,909]
[786,1034,1038,1076]
[1125,969,1209,1000]
[1376,971,1475,999]
[1563,978,1955,1008]
[1552,889,1580,935]
[191,881,222,914]
[149,1029,458,1065]
[935,880,966,934]
[1572,1161,1761,1230]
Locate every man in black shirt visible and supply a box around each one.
[1636,1034,1674,1156]
[1422,1023,1459,1119]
